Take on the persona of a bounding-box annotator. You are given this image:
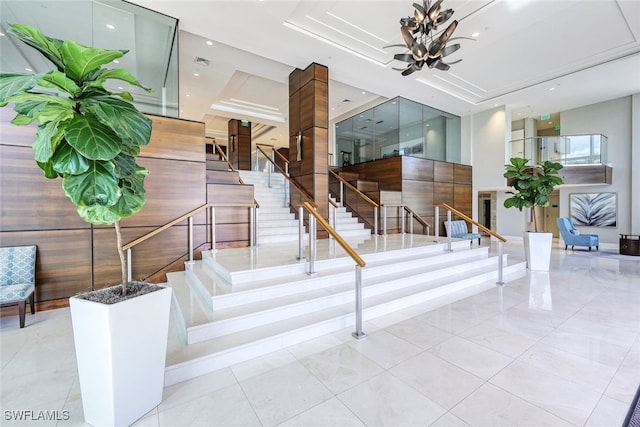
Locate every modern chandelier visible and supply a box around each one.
[387,0,467,76]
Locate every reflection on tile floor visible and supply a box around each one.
[1,240,639,426]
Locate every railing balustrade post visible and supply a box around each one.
[339,182,344,207]
[250,206,255,248]
[352,265,367,340]
[497,241,505,285]
[268,150,273,188]
[409,210,414,235]
[211,206,217,254]
[400,206,405,234]
[434,206,440,243]
[188,217,194,263]
[374,206,378,235]
[383,205,387,236]
[308,215,316,275]
[297,206,305,261]
[332,204,337,229]
[254,206,259,247]
[126,248,132,283]
[446,210,453,252]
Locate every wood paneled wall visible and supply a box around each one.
[340,156,472,235]
[0,111,207,301]
[228,119,252,171]
[289,63,329,220]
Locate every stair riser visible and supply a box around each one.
[187,255,501,344]
[203,247,489,310]
[165,265,525,386]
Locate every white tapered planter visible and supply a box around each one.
[70,285,172,427]
[523,231,553,271]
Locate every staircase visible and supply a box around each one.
[239,170,371,243]
[163,236,527,386]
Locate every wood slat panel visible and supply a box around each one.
[434,161,454,183]
[0,145,88,231]
[93,225,207,286]
[402,181,434,217]
[207,170,240,184]
[342,157,403,191]
[434,182,455,207]
[207,183,254,204]
[561,164,613,185]
[454,184,472,217]
[0,230,93,301]
[402,157,434,181]
[141,115,205,163]
[299,81,314,131]
[454,164,472,185]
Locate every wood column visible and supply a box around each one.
[228,119,252,170]
[288,63,329,221]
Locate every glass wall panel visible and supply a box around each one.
[0,0,179,117]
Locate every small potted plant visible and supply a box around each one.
[0,24,171,426]
[504,157,563,270]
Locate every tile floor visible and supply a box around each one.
[1,240,639,426]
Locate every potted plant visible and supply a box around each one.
[504,157,564,271]
[0,24,171,426]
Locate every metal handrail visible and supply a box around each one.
[328,169,378,235]
[255,145,317,208]
[380,203,431,235]
[403,204,432,234]
[122,202,258,281]
[299,201,366,339]
[434,202,507,285]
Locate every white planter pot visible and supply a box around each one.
[70,285,172,427]
[523,231,553,271]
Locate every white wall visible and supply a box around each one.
[560,96,634,243]
[632,93,640,234]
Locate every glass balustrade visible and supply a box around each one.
[508,134,608,165]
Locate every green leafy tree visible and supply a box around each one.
[0,23,153,294]
[503,157,564,232]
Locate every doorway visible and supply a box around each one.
[544,193,560,237]
[477,192,496,234]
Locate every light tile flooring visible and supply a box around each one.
[1,240,639,426]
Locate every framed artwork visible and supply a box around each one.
[569,192,617,227]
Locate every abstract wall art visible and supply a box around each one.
[569,192,617,227]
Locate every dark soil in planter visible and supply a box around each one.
[74,282,164,304]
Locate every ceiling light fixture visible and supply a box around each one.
[386,0,471,76]
[205,40,213,46]
[106,24,115,30]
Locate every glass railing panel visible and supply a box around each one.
[508,134,607,165]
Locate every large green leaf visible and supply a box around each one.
[31,103,74,124]
[62,160,120,208]
[5,91,74,109]
[63,114,121,160]
[60,40,126,82]
[33,120,66,163]
[51,142,90,175]
[36,159,59,179]
[82,96,151,147]
[87,68,153,92]
[77,205,119,225]
[7,24,64,71]
[0,73,44,104]
[111,167,148,218]
[40,70,81,97]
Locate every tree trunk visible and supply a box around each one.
[114,221,129,295]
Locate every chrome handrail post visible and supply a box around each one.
[374,206,378,235]
[268,150,273,188]
[446,210,453,252]
[250,206,255,248]
[383,205,387,236]
[126,248,132,283]
[497,241,505,285]
[297,206,305,261]
[352,265,367,340]
[339,182,344,207]
[308,215,316,275]
[400,206,405,234]
[409,210,414,235]
[434,206,440,243]
[188,216,194,263]
[211,206,217,254]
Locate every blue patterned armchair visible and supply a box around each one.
[444,220,481,245]
[557,217,599,251]
[0,246,37,328]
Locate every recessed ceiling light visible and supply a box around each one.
[471,32,480,38]
[113,59,120,64]
[205,40,213,46]
[186,94,190,97]
[106,24,116,30]
[361,91,366,95]
[517,112,522,115]
[24,67,33,72]
[193,73,199,77]
[549,87,555,91]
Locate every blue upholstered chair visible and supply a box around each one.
[557,217,599,251]
[0,246,37,328]
[444,220,481,245]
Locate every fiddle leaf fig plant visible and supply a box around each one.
[0,23,153,295]
[503,157,564,232]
